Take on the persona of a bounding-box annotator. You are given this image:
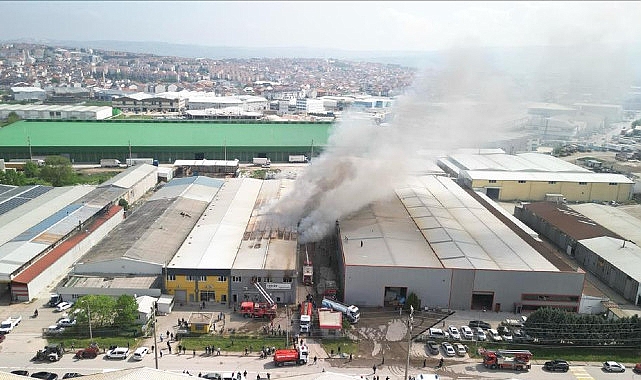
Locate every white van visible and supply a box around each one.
[428,327,448,339]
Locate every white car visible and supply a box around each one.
[488,329,503,342]
[132,346,148,361]
[441,342,456,357]
[428,327,448,339]
[57,318,76,327]
[475,327,487,341]
[460,325,474,340]
[447,326,461,340]
[47,324,65,334]
[603,361,625,372]
[106,347,129,359]
[56,302,73,312]
[454,343,467,356]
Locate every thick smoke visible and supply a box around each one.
[266,48,522,243]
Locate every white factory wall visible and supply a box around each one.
[73,258,163,275]
[344,265,452,308]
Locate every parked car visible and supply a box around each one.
[633,363,641,374]
[56,318,76,327]
[46,325,65,335]
[468,320,491,330]
[428,327,448,339]
[426,341,439,355]
[475,327,486,341]
[106,347,129,360]
[62,374,84,379]
[603,361,625,372]
[544,359,570,372]
[447,326,461,340]
[55,302,73,312]
[501,331,513,342]
[460,325,474,340]
[487,329,503,342]
[11,370,29,376]
[497,325,510,335]
[441,342,456,357]
[454,343,467,356]
[30,372,58,380]
[132,346,148,361]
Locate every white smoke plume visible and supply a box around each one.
[266,48,523,243]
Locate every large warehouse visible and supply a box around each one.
[438,152,634,202]
[0,120,331,164]
[337,175,585,312]
[166,177,299,306]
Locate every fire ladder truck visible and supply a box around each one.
[239,280,277,319]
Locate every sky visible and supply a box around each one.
[2,1,640,52]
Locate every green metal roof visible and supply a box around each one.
[0,120,332,148]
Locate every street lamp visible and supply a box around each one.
[86,306,93,342]
[152,304,158,369]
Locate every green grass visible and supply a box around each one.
[72,171,119,185]
[179,335,289,352]
[320,337,358,356]
[48,337,140,351]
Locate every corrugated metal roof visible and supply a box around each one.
[569,203,641,246]
[169,178,260,270]
[0,241,47,281]
[12,204,82,242]
[99,164,157,189]
[522,201,621,241]
[448,152,590,172]
[0,120,331,148]
[579,236,641,283]
[461,170,633,183]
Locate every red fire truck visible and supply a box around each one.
[480,348,533,371]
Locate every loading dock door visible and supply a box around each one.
[174,290,187,303]
[486,188,500,200]
[471,292,494,310]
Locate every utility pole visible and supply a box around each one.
[27,136,32,160]
[87,306,93,342]
[404,305,414,380]
[152,303,158,369]
[285,304,290,347]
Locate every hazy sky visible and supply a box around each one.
[2,1,639,51]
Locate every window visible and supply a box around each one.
[518,180,526,184]
[218,276,227,282]
[283,277,293,283]
[72,294,81,299]
[264,277,272,283]
[186,275,195,282]
[488,180,497,184]
[232,276,242,282]
[609,183,617,185]
[199,275,207,281]
[579,182,587,185]
[167,274,176,281]
[548,181,556,184]
[200,291,215,302]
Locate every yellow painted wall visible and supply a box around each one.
[164,274,228,302]
[472,179,632,202]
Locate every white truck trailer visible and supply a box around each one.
[252,157,271,167]
[100,159,121,168]
[288,155,308,163]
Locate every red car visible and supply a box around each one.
[633,363,641,374]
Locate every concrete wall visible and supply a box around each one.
[470,179,632,202]
[449,269,475,309]
[22,208,124,301]
[123,169,158,205]
[514,205,577,255]
[344,265,452,308]
[56,286,161,299]
[473,269,584,312]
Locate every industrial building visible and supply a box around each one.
[0,165,158,302]
[59,176,222,299]
[337,175,585,312]
[112,92,186,113]
[515,201,641,306]
[438,152,634,202]
[0,104,113,120]
[0,120,330,163]
[166,177,299,306]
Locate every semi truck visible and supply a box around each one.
[288,155,308,163]
[480,348,532,371]
[100,158,122,168]
[299,301,313,334]
[273,344,309,367]
[252,157,271,167]
[321,298,360,324]
[126,158,156,166]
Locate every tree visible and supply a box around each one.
[5,111,20,125]
[73,295,117,328]
[114,294,138,327]
[405,292,421,311]
[40,155,74,186]
[118,198,130,211]
[0,169,26,185]
[23,161,40,178]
